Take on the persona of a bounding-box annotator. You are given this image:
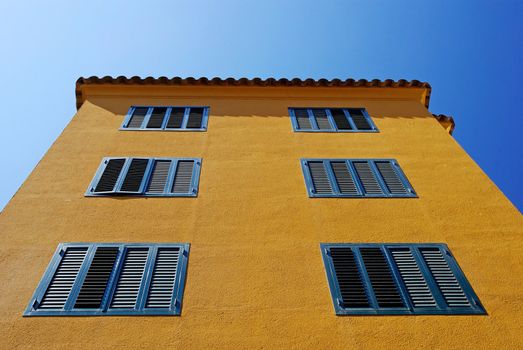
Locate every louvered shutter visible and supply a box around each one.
[92,158,126,194]
[110,248,149,309]
[293,109,312,130]
[146,107,167,128]
[307,161,334,194]
[120,158,150,193]
[186,107,204,129]
[352,161,385,195]
[312,109,332,130]
[172,160,195,194]
[146,160,172,194]
[146,248,180,308]
[348,108,372,130]
[166,107,185,129]
[330,108,352,130]
[330,247,370,308]
[74,247,119,308]
[39,247,88,309]
[331,161,359,195]
[375,161,409,195]
[126,107,148,128]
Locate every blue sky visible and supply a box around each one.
[0,0,521,211]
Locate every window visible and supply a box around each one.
[301,159,416,198]
[24,243,190,316]
[86,157,201,197]
[289,108,377,132]
[321,243,486,315]
[121,106,209,131]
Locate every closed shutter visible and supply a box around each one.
[375,161,408,195]
[146,107,167,128]
[186,107,204,129]
[308,161,334,194]
[312,109,332,130]
[331,161,358,195]
[330,247,370,308]
[39,248,88,309]
[330,108,352,130]
[294,109,312,130]
[146,160,172,194]
[93,158,126,193]
[120,158,149,193]
[127,107,148,128]
[353,161,384,195]
[110,248,149,309]
[166,107,185,129]
[74,247,119,309]
[172,161,195,194]
[146,248,180,308]
[348,108,372,130]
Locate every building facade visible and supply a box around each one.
[0,77,521,348]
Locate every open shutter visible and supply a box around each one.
[348,108,372,130]
[331,161,359,195]
[312,109,332,130]
[330,109,352,130]
[110,248,149,309]
[119,158,150,193]
[126,107,148,128]
[146,247,181,308]
[294,109,312,130]
[38,247,88,309]
[146,107,167,129]
[330,247,370,308]
[375,161,409,195]
[166,107,185,129]
[92,158,126,194]
[352,161,384,195]
[186,107,204,129]
[307,161,334,195]
[146,160,172,194]
[171,160,195,194]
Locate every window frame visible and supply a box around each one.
[320,243,486,316]
[121,106,210,131]
[301,158,417,198]
[85,157,202,197]
[289,107,378,132]
[24,242,190,316]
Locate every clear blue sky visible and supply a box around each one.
[0,0,521,212]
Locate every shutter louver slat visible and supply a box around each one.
[171,161,194,194]
[348,108,372,130]
[308,161,334,194]
[331,162,358,195]
[146,107,167,128]
[146,248,180,309]
[39,248,88,309]
[127,107,148,128]
[312,109,332,130]
[146,160,171,194]
[93,159,125,193]
[120,159,149,192]
[330,247,370,308]
[353,162,384,195]
[186,108,204,129]
[390,248,437,308]
[166,108,185,129]
[330,108,352,130]
[375,161,408,195]
[360,247,405,308]
[294,109,312,130]
[74,248,119,309]
[421,248,471,308]
[110,248,149,309]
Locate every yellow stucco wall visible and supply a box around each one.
[0,85,521,349]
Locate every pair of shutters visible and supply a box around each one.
[122,106,208,130]
[321,244,485,315]
[290,108,377,132]
[24,243,189,316]
[301,159,416,197]
[87,157,201,196]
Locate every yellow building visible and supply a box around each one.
[0,76,521,348]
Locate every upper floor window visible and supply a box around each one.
[86,157,201,197]
[289,108,377,132]
[301,159,416,198]
[24,243,189,316]
[321,243,486,315]
[121,106,209,131]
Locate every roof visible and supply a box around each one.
[75,76,432,110]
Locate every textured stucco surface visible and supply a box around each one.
[0,85,521,349]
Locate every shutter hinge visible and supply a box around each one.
[32,299,39,310]
[445,249,452,257]
[192,188,198,194]
[183,249,188,257]
[59,249,65,257]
